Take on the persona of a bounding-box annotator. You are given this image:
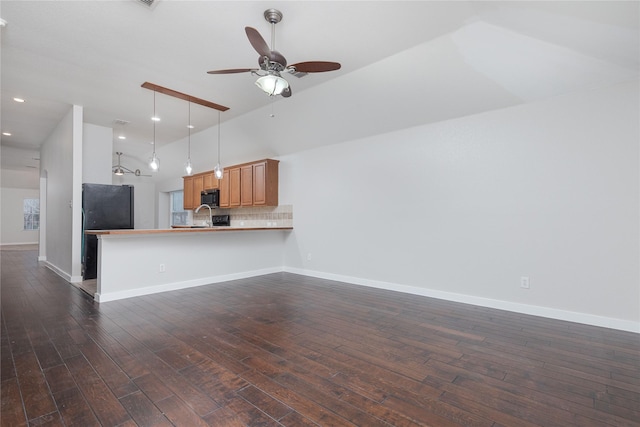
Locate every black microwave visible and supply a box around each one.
[201,189,219,207]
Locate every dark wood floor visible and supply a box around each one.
[1,248,639,426]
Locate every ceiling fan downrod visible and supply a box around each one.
[263,8,282,51]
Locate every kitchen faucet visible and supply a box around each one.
[195,204,213,227]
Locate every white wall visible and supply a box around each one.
[83,123,113,185]
[1,168,39,190]
[282,80,639,331]
[0,187,40,245]
[39,106,84,282]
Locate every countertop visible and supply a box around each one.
[85,226,293,236]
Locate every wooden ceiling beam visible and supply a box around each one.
[141,82,229,112]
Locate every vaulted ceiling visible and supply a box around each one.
[1,1,638,177]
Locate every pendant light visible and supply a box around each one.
[148,91,160,171]
[214,110,223,179]
[184,101,193,176]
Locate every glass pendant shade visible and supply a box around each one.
[255,75,289,96]
[214,163,223,179]
[185,159,193,176]
[149,153,160,171]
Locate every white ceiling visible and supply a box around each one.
[1,1,638,176]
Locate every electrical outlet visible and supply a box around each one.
[159,263,166,273]
[520,276,530,289]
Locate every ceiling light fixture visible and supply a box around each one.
[255,73,289,96]
[214,111,223,180]
[184,101,193,176]
[2,132,11,136]
[114,119,129,141]
[113,152,149,177]
[148,91,160,172]
[13,97,25,103]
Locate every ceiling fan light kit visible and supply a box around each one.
[207,8,341,98]
[255,74,289,96]
[113,152,150,177]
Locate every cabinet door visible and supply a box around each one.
[253,161,266,205]
[253,160,278,206]
[219,169,230,208]
[229,167,241,207]
[183,176,194,210]
[192,175,204,208]
[241,165,253,206]
[203,172,218,190]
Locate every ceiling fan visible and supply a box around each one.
[112,152,151,177]
[207,8,341,98]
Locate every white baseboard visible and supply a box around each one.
[0,242,38,246]
[44,261,72,283]
[284,267,640,334]
[95,267,283,303]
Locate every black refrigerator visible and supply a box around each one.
[82,183,134,280]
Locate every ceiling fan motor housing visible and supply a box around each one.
[259,52,287,70]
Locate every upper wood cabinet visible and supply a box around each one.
[240,165,254,207]
[219,169,230,208]
[228,167,241,208]
[252,159,279,206]
[203,172,218,190]
[217,159,279,208]
[183,176,195,210]
[183,171,218,210]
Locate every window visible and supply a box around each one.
[24,198,40,230]
[170,190,188,226]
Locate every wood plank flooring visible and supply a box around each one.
[1,247,639,426]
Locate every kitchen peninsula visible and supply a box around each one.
[86,226,292,302]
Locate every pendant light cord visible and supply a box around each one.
[217,110,221,165]
[153,91,156,155]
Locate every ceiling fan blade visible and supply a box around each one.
[245,27,271,57]
[207,68,256,74]
[282,86,292,98]
[289,61,341,73]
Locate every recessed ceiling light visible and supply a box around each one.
[151,116,161,122]
[2,132,11,136]
[118,135,126,140]
[13,97,25,103]
[187,124,194,129]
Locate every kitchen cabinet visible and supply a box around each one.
[183,171,218,210]
[228,167,241,207]
[183,176,195,209]
[219,169,230,208]
[252,159,279,206]
[203,172,218,190]
[241,165,253,206]
[218,159,279,208]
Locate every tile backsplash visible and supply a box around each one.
[193,204,293,228]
